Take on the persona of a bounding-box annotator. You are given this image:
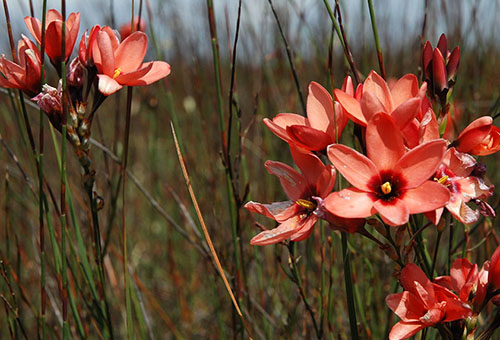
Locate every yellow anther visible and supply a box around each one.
[113,68,121,79]
[296,199,316,211]
[437,175,449,185]
[381,182,392,195]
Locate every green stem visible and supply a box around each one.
[341,232,359,340]
[122,85,134,340]
[367,0,386,79]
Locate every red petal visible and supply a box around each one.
[432,49,447,91]
[390,74,419,108]
[373,198,409,226]
[327,144,379,192]
[324,189,376,218]
[366,113,405,171]
[115,31,148,73]
[400,181,450,214]
[394,139,446,189]
[388,321,425,340]
[265,160,307,201]
[290,145,335,197]
[363,70,394,112]
[287,125,333,151]
[290,215,318,242]
[334,89,367,126]
[250,215,301,246]
[306,81,334,133]
[386,291,427,321]
[244,200,298,222]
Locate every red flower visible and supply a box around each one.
[334,71,426,129]
[386,263,471,340]
[245,146,336,245]
[425,147,494,225]
[24,9,80,68]
[119,16,146,40]
[263,79,350,152]
[0,35,41,97]
[434,258,489,311]
[422,34,460,103]
[92,30,171,95]
[489,245,500,292]
[455,116,500,156]
[325,113,449,226]
[78,25,103,67]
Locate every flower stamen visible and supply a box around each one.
[113,68,121,79]
[296,199,316,211]
[381,182,392,195]
[437,175,449,185]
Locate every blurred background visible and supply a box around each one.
[1,0,500,339]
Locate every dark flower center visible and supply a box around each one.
[370,170,406,202]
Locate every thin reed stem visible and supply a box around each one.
[171,122,253,339]
[59,2,70,337]
[39,1,48,338]
[267,0,306,114]
[122,85,134,340]
[341,232,359,340]
[367,0,386,79]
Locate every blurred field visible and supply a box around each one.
[1,0,500,339]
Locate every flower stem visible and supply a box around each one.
[367,0,386,79]
[341,232,359,340]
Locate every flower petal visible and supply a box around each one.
[366,113,405,171]
[94,30,116,76]
[97,74,123,95]
[244,200,298,222]
[325,188,376,218]
[114,31,148,73]
[121,61,170,86]
[390,74,419,108]
[400,181,450,214]
[334,89,367,126]
[250,215,301,246]
[265,160,307,201]
[388,321,425,340]
[391,98,420,130]
[386,291,427,322]
[263,113,307,142]
[327,144,379,192]
[286,125,333,151]
[400,263,431,296]
[363,70,393,112]
[306,81,333,133]
[394,139,447,189]
[290,215,318,242]
[290,145,335,197]
[373,198,409,226]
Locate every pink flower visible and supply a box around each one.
[386,263,471,340]
[426,147,494,225]
[25,9,80,68]
[325,113,449,226]
[245,146,336,245]
[455,116,500,156]
[119,16,146,40]
[78,25,104,67]
[422,34,460,103]
[32,83,63,129]
[334,71,426,130]
[92,30,171,95]
[263,79,350,152]
[0,35,41,97]
[434,258,489,311]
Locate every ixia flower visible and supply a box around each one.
[263,79,350,152]
[325,113,449,226]
[454,116,500,156]
[422,34,460,104]
[120,16,146,40]
[92,30,171,95]
[245,146,335,245]
[25,9,80,68]
[435,258,489,312]
[334,71,426,129]
[426,147,494,225]
[0,35,41,96]
[386,263,471,340]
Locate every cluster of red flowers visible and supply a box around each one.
[0,9,170,137]
[246,34,500,339]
